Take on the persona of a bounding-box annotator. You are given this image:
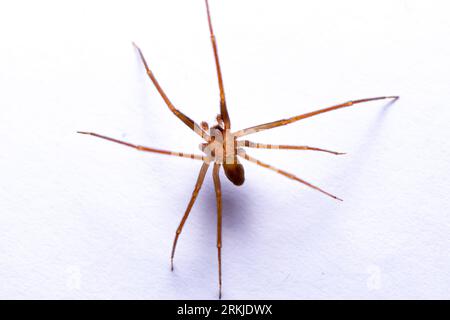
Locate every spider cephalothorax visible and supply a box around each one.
[78,0,398,298]
[200,117,246,186]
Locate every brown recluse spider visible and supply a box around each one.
[78,0,399,299]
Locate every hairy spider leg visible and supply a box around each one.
[234,96,399,138]
[212,163,223,299]
[205,0,231,129]
[171,162,210,270]
[238,140,345,155]
[133,43,209,140]
[238,149,342,201]
[77,132,206,160]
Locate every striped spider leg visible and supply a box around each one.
[78,0,399,299]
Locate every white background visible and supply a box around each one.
[1,0,449,299]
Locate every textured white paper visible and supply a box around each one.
[0,0,449,299]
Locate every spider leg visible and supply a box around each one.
[171,162,210,270]
[238,140,345,155]
[234,96,399,137]
[204,0,231,129]
[77,132,206,161]
[238,149,342,201]
[212,163,223,299]
[132,43,209,140]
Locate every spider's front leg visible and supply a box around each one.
[133,43,209,140]
[205,0,231,129]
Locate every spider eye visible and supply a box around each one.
[201,121,209,131]
[216,114,224,126]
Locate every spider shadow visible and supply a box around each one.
[166,172,254,296]
[200,175,254,235]
[334,99,396,191]
[293,100,398,276]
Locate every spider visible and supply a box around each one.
[78,0,398,298]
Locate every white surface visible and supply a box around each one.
[0,0,449,299]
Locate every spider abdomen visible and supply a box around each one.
[223,162,245,186]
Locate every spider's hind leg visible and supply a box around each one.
[238,149,342,201]
[170,162,210,270]
[212,163,223,299]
